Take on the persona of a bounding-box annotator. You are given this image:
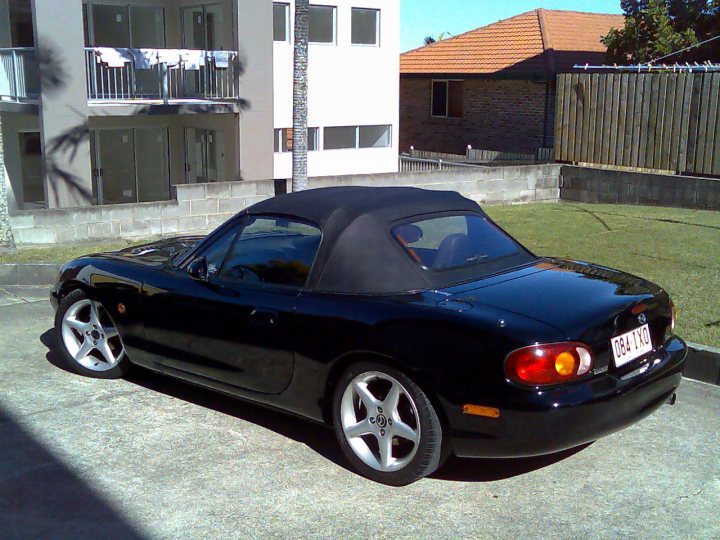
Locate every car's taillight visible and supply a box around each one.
[505,342,593,386]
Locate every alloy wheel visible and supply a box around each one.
[340,371,421,472]
[60,298,125,372]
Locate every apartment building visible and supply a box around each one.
[0,0,399,212]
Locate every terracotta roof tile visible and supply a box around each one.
[400,9,624,76]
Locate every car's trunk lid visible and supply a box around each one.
[446,259,672,373]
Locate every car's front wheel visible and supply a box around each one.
[332,361,446,485]
[55,289,130,378]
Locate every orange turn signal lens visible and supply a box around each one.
[555,351,576,376]
[462,404,501,418]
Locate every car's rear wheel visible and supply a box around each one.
[332,361,446,486]
[55,289,130,378]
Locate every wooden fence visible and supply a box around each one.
[554,72,720,176]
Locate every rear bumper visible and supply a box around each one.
[449,337,687,458]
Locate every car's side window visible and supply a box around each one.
[199,224,240,277]
[217,216,321,288]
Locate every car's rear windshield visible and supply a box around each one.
[392,213,532,272]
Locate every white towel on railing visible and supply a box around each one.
[95,47,132,68]
[212,51,230,68]
[182,50,206,70]
[156,49,183,67]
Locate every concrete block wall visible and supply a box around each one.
[8,180,275,245]
[302,164,562,206]
[561,166,720,210]
[8,164,562,245]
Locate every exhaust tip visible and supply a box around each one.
[667,392,677,405]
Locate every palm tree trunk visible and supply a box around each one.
[0,115,17,254]
[292,0,309,192]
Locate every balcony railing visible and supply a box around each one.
[0,48,39,102]
[84,47,239,102]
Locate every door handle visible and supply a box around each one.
[249,308,278,327]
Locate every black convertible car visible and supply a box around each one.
[51,186,686,485]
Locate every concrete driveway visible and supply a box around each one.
[1,291,718,540]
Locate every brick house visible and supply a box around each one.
[399,9,623,155]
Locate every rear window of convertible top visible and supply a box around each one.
[392,214,523,272]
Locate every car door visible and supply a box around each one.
[140,215,322,394]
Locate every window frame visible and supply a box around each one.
[350,7,380,47]
[430,79,463,119]
[272,2,290,43]
[309,4,337,45]
[323,125,392,150]
[274,127,319,153]
[212,213,324,291]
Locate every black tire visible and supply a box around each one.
[332,361,447,486]
[54,289,131,379]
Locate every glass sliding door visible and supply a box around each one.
[204,4,224,50]
[185,127,203,183]
[185,127,223,184]
[182,7,206,49]
[130,6,165,48]
[181,4,225,96]
[89,4,130,47]
[181,4,225,49]
[84,4,165,47]
[97,129,136,204]
[136,128,170,202]
[91,128,170,205]
[130,6,166,96]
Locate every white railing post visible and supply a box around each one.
[10,49,19,99]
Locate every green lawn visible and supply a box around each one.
[1,202,718,346]
[0,238,157,264]
[486,202,720,348]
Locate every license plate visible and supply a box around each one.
[611,324,653,367]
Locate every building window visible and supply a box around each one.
[324,125,391,150]
[274,128,319,152]
[431,80,463,118]
[309,5,336,44]
[273,3,289,42]
[359,125,391,148]
[351,8,379,46]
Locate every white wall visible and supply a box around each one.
[273,0,399,179]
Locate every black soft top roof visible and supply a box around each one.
[245,186,524,294]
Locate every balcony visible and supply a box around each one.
[0,48,39,107]
[84,48,241,107]
[0,46,242,113]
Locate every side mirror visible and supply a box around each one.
[187,257,209,281]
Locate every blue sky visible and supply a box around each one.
[400,0,623,52]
